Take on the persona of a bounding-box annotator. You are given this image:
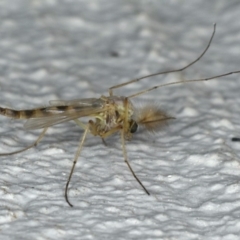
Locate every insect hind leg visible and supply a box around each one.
[108,24,216,97]
[0,127,48,156]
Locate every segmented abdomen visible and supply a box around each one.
[0,107,47,119]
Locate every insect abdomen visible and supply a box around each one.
[0,107,43,119]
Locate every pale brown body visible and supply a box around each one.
[1,24,240,207]
[0,94,170,207]
[0,96,137,139]
[1,94,170,206]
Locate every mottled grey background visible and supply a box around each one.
[0,1,240,240]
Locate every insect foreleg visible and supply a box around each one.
[120,130,150,195]
[129,70,240,98]
[109,24,216,96]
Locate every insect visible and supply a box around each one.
[232,138,240,142]
[0,24,239,207]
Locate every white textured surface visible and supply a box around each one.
[0,1,240,239]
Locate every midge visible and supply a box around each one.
[0,24,239,207]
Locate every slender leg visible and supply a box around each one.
[0,127,48,156]
[109,24,216,96]
[74,119,87,129]
[101,138,107,146]
[120,130,150,195]
[65,124,89,207]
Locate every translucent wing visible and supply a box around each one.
[49,98,99,107]
[24,98,105,130]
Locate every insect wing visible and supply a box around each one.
[24,98,105,130]
[49,98,99,107]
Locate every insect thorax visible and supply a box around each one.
[89,95,135,139]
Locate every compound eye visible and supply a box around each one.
[130,120,138,133]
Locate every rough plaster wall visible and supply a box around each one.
[0,1,240,239]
